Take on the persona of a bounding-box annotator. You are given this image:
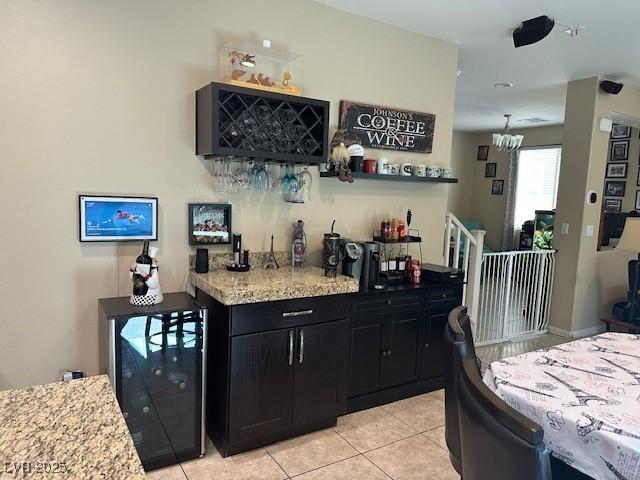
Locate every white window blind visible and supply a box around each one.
[513,146,562,228]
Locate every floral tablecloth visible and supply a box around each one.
[483,332,640,480]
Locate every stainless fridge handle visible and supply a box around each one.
[288,330,294,366]
[282,309,313,318]
[298,329,304,364]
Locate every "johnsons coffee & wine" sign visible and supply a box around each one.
[339,101,436,153]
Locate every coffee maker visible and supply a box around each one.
[340,240,363,280]
[340,241,383,290]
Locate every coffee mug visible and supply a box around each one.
[413,164,427,177]
[389,164,400,175]
[426,165,441,178]
[363,159,377,174]
[401,163,413,176]
[377,157,390,175]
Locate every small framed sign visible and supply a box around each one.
[188,203,231,245]
[492,179,504,195]
[611,124,631,139]
[604,181,626,197]
[636,191,640,211]
[477,145,489,161]
[604,198,622,213]
[338,101,435,153]
[485,162,497,178]
[610,140,629,161]
[606,162,627,178]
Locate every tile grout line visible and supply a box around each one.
[264,447,291,479]
[421,432,447,452]
[363,432,424,455]
[287,451,362,478]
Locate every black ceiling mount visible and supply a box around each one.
[513,15,555,48]
[599,80,624,95]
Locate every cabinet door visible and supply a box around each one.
[421,311,448,379]
[348,316,384,397]
[380,311,421,388]
[229,329,294,443]
[292,320,348,425]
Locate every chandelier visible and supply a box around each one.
[492,114,524,151]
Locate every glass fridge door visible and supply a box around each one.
[114,309,205,471]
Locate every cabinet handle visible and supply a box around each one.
[381,349,392,356]
[288,330,294,366]
[298,330,304,364]
[386,300,392,306]
[282,309,313,318]
[424,342,430,348]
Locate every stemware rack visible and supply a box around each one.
[196,82,329,164]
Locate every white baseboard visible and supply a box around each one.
[548,324,605,339]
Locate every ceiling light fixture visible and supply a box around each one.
[494,82,514,88]
[493,114,524,151]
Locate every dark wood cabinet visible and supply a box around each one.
[228,329,294,443]
[195,82,329,163]
[348,316,384,396]
[421,311,448,379]
[381,311,421,387]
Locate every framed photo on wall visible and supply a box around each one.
[636,191,640,210]
[491,179,504,195]
[485,162,497,178]
[604,198,622,213]
[477,145,489,161]
[188,203,231,245]
[610,140,629,161]
[611,124,631,139]
[606,162,627,178]
[604,181,626,197]
[637,168,640,186]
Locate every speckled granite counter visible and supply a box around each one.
[189,266,360,305]
[0,375,146,479]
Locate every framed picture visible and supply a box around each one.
[188,203,231,245]
[606,162,627,178]
[636,191,640,210]
[604,198,622,213]
[611,124,631,139]
[491,179,504,195]
[637,168,640,186]
[604,181,626,197]
[485,162,497,178]
[477,145,489,161]
[610,140,629,161]
[78,195,158,242]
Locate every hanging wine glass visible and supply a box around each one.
[298,165,313,201]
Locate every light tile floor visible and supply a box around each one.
[147,333,569,480]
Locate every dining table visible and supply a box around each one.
[483,332,640,480]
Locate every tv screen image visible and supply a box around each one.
[79,195,158,242]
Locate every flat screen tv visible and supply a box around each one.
[79,195,158,242]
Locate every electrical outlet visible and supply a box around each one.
[561,223,570,235]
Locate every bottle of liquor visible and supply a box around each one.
[132,240,152,296]
[380,248,389,273]
[292,220,306,267]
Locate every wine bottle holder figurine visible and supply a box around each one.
[129,240,164,306]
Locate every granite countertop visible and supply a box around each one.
[0,375,146,479]
[190,266,360,305]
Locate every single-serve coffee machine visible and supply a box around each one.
[341,240,384,290]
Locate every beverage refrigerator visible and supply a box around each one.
[98,292,207,471]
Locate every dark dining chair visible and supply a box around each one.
[457,355,552,480]
[443,306,479,477]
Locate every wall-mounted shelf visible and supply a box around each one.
[320,172,458,183]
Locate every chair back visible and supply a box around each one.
[443,306,477,475]
[457,356,552,480]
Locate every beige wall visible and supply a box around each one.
[0,0,458,389]
[448,125,563,250]
[550,77,640,335]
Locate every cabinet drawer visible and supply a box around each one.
[230,294,352,335]
[353,291,424,314]
[428,288,461,312]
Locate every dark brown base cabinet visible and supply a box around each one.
[195,281,462,457]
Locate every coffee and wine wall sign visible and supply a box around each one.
[339,101,436,154]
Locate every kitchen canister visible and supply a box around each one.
[401,163,413,176]
[442,167,454,178]
[413,164,427,177]
[377,157,390,175]
[426,165,441,178]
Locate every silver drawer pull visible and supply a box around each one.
[282,310,313,318]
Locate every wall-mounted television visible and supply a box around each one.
[79,195,158,242]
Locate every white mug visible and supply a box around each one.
[389,164,400,175]
[401,163,413,176]
[377,157,390,175]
